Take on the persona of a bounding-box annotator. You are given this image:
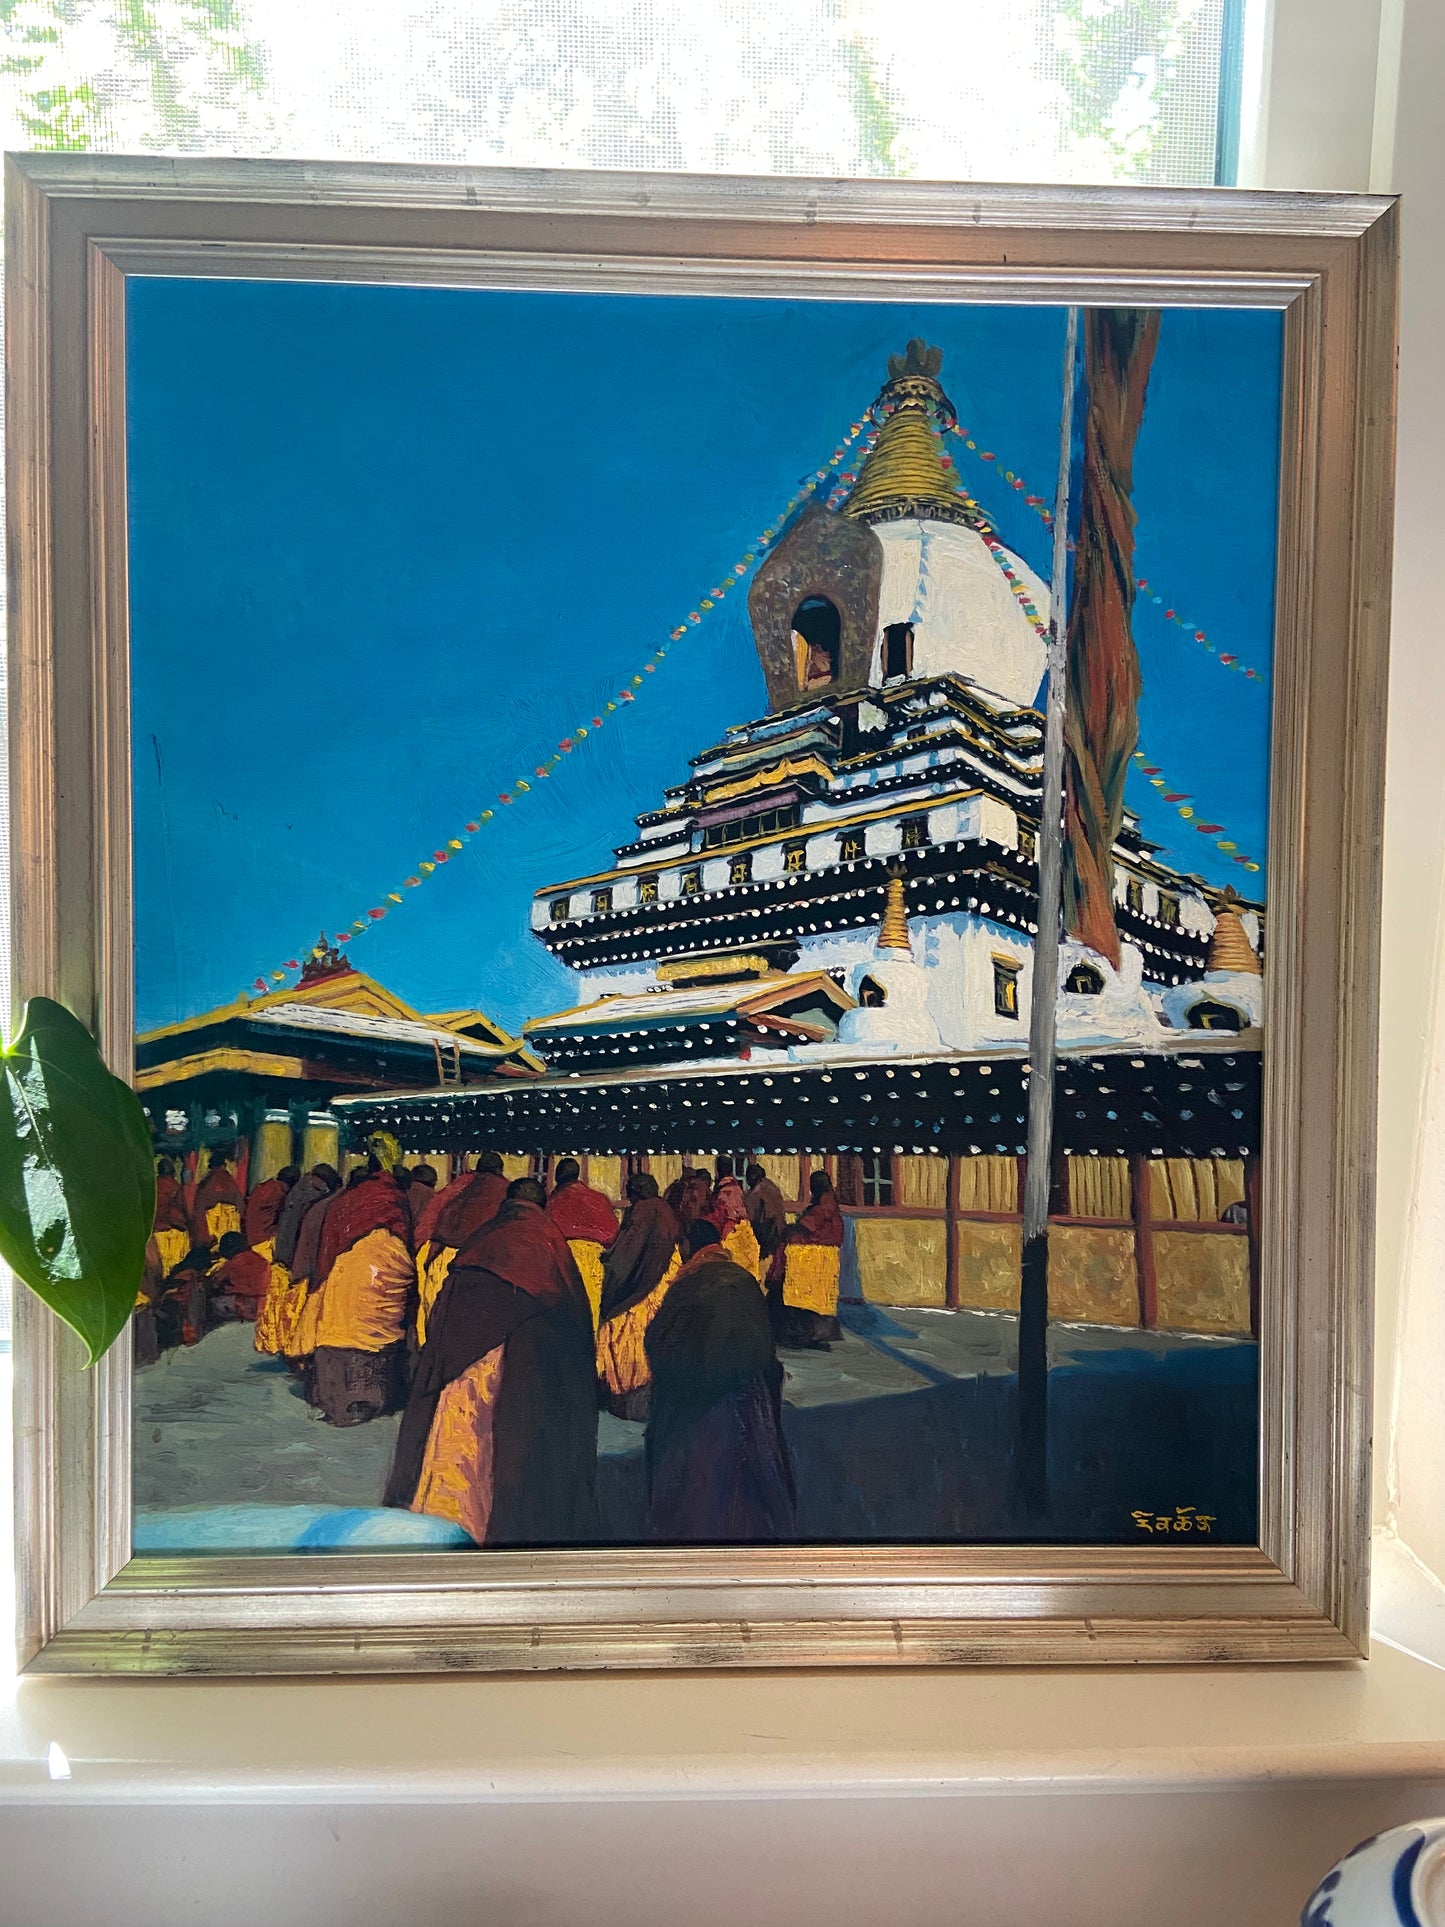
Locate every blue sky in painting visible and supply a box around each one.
[127,280,1281,1036]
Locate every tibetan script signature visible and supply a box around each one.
[1132,1506,1216,1535]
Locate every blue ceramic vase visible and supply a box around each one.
[1302,1821,1445,1925]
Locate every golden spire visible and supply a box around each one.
[843,339,975,525]
[1206,888,1262,975]
[878,867,913,951]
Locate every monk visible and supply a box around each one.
[703,1161,762,1282]
[151,1157,191,1279]
[273,1162,334,1270]
[191,1150,243,1247]
[309,1154,414,1425]
[244,1164,297,1250]
[664,1164,711,1236]
[414,1150,509,1349]
[546,1158,618,1329]
[387,1177,599,1547]
[772,1169,845,1350]
[413,1155,475,1249]
[595,1172,681,1421]
[208,1230,274,1321]
[744,1162,788,1276]
[644,1220,797,1542]
[256,1163,339,1360]
[281,1164,343,1371]
[405,1164,438,1231]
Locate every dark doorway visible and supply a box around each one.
[882,621,914,680]
[792,597,841,688]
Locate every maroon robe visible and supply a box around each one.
[190,1165,243,1245]
[547,1178,619,1247]
[244,1174,291,1247]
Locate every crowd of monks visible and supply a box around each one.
[137,1142,849,1545]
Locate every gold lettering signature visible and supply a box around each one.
[1132,1506,1216,1535]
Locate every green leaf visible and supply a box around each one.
[0,997,155,1366]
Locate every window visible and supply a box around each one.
[1159,892,1181,928]
[882,621,914,680]
[1187,999,1244,1032]
[681,867,702,897]
[901,816,929,850]
[1125,876,1144,914]
[638,874,659,905]
[861,1153,894,1207]
[1065,962,1105,995]
[791,596,840,689]
[728,851,752,886]
[840,830,865,863]
[993,956,1021,1019]
[784,841,807,875]
[549,896,571,922]
[701,803,799,849]
[1017,825,1037,863]
[591,887,613,914]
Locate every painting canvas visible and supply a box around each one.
[126,275,1278,1558]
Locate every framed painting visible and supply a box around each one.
[7,156,1395,1673]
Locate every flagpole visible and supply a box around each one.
[1016,304,1080,1517]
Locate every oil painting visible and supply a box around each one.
[127,278,1278,1556]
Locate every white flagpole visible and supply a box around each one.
[1016,303,1080,1514]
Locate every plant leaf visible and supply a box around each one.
[0,997,155,1365]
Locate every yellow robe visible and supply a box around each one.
[314,1228,413,1353]
[410,1344,504,1546]
[253,1255,304,1356]
[566,1238,607,1332]
[782,1244,841,1317]
[414,1243,457,1351]
[721,1217,765,1287]
[204,1202,242,1243]
[595,1248,681,1400]
[153,1227,189,1277]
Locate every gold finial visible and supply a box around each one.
[878,865,912,951]
[1207,887,1262,976]
[844,341,977,525]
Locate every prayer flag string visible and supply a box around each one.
[241,414,879,999]
[943,421,1269,686]
[1129,749,1262,874]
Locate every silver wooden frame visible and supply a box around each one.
[5,155,1396,1675]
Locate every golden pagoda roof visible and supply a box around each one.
[878,869,913,951]
[843,339,979,526]
[1207,892,1262,976]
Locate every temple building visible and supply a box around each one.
[137,939,540,1189]
[341,342,1264,1338]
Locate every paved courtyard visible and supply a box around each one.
[133,1305,1257,1549]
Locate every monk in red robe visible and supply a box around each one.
[596,1173,681,1421]
[308,1160,414,1425]
[414,1151,509,1349]
[771,1169,846,1350]
[387,1178,599,1547]
[664,1165,711,1236]
[702,1163,762,1281]
[546,1158,618,1329]
[244,1164,297,1249]
[151,1157,191,1278]
[645,1220,796,1542]
[209,1231,273,1321]
[191,1151,243,1247]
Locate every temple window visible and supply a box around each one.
[858,975,886,1008]
[1018,825,1037,863]
[681,867,702,897]
[882,621,914,680]
[901,816,930,850]
[993,956,1021,1019]
[784,841,807,874]
[840,830,865,863]
[638,874,659,905]
[549,896,571,921]
[1126,876,1144,914]
[860,1152,894,1207]
[1065,962,1105,995]
[591,887,613,914]
[729,852,753,887]
[1159,892,1181,928]
[1187,999,1244,1032]
[791,596,841,689]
